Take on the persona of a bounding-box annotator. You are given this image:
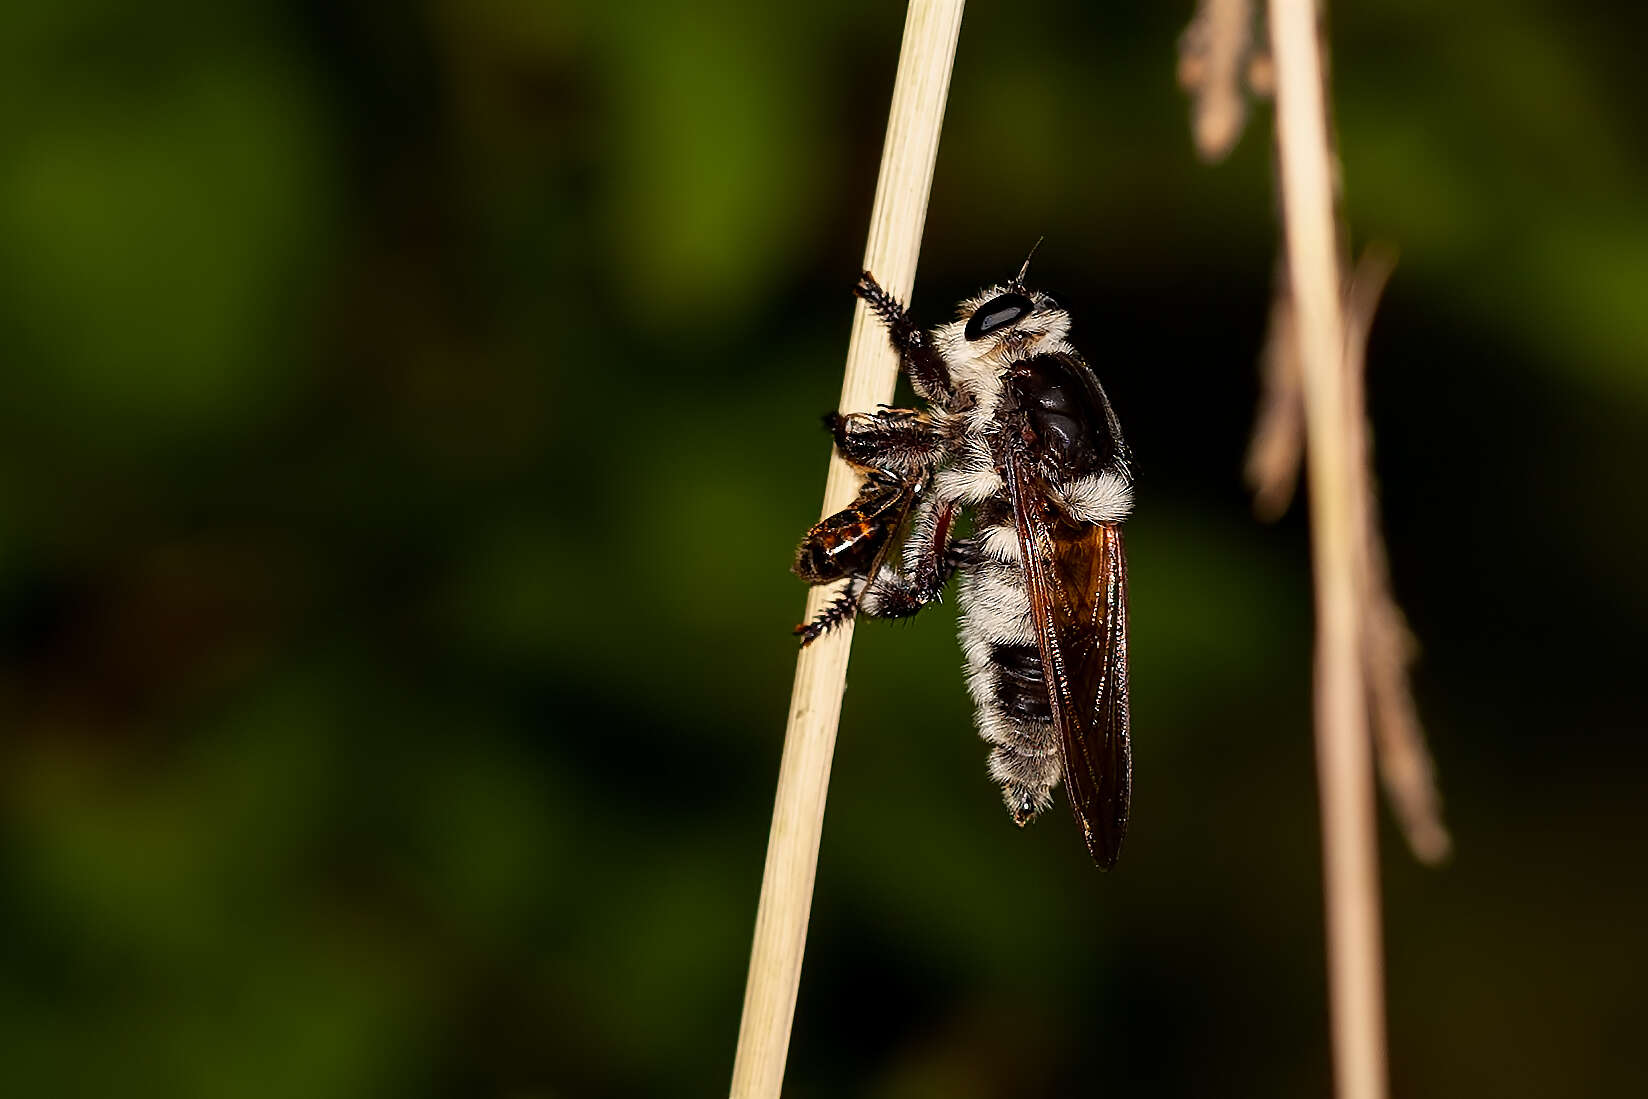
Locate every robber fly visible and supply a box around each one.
[792,246,1134,868]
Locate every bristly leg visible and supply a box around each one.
[861,563,952,619]
[795,506,966,644]
[860,501,964,618]
[854,271,954,404]
[795,578,863,646]
[829,408,944,477]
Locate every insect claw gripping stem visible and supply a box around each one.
[822,411,860,456]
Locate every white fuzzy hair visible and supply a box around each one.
[934,285,1074,425]
[972,521,1020,564]
[1056,468,1134,524]
[956,559,1036,649]
[931,434,1004,504]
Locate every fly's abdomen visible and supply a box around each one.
[989,642,1054,722]
[957,524,1063,824]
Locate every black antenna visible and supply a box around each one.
[1013,236,1045,288]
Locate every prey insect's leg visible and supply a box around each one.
[854,271,953,404]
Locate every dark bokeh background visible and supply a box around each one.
[2,2,1644,1096]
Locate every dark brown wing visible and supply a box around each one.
[1007,453,1131,868]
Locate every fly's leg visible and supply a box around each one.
[794,576,865,645]
[826,408,943,478]
[854,271,953,404]
[794,500,970,642]
[791,393,948,644]
[795,543,957,643]
[861,501,970,619]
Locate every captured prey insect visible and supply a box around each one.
[791,247,1135,868]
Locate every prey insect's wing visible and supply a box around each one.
[1007,453,1131,868]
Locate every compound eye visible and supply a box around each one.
[1040,295,1059,312]
[964,292,1034,341]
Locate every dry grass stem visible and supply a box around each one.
[728,3,965,1097]
[1246,276,1305,518]
[1246,244,1452,864]
[1178,0,1264,161]
[1268,0,1389,1096]
[1341,249,1452,865]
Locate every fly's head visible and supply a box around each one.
[963,283,1070,347]
[936,242,1073,418]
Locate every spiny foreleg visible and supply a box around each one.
[854,271,954,406]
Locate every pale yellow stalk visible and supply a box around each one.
[1268,1,1389,1097]
[727,4,965,1097]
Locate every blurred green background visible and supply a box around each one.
[2,2,1644,1096]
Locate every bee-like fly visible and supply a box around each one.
[792,248,1134,868]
